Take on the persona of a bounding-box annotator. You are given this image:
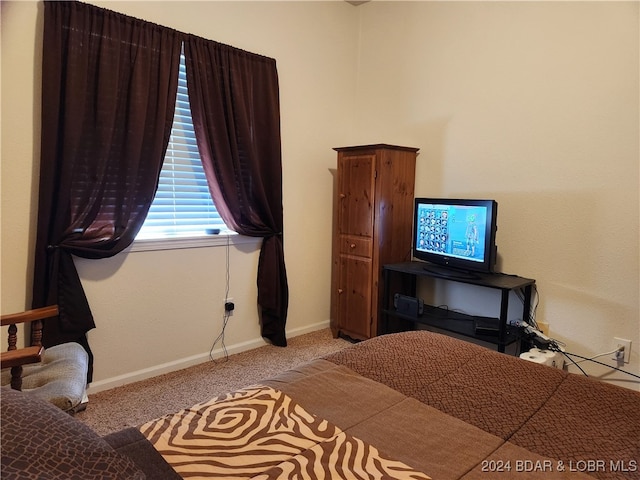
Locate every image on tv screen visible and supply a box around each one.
[415,203,488,263]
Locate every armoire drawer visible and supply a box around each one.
[339,236,372,257]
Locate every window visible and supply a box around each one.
[136,49,229,241]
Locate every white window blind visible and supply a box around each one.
[136,49,229,240]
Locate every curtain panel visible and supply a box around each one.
[34,1,289,379]
[34,1,182,379]
[184,37,289,346]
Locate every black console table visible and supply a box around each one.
[380,261,535,353]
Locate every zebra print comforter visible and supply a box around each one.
[137,331,640,480]
[140,384,430,479]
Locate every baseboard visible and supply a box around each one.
[87,320,330,394]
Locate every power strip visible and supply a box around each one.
[521,347,564,369]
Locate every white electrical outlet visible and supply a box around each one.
[537,321,550,336]
[612,337,631,364]
[224,297,235,315]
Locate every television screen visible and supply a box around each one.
[413,198,498,275]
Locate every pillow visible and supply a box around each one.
[1,342,89,412]
[1,387,145,479]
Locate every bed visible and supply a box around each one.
[2,331,639,479]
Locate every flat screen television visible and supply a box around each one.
[413,198,498,277]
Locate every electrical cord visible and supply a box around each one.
[560,351,640,380]
[209,234,231,363]
[210,310,231,362]
[571,348,621,364]
[557,350,589,377]
[540,339,638,380]
[500,285,637,382]
[515,284,539,328]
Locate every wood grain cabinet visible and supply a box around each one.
[330,144,418,340]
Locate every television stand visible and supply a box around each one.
[380,261,535,353]
[420,263,480,280]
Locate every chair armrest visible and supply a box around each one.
[1,346,44,369]
[1,305,59,326]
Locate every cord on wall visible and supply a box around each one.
[520,336,638,383]
[515,284,539,329]
[539,335,638,380]
[560,350,640,380]
[572,347,622,365]
[210,234,231,362]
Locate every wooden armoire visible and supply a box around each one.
[330,144,419,340]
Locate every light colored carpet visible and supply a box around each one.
[76,328,352,435]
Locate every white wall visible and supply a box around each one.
[2,1,638,390]
[353,1,639,388]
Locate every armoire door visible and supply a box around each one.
[337,154,375,238]
[334,154,376,339]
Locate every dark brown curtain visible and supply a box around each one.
[184,36,289,346]
[33,1,182,379]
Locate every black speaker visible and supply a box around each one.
[393,294,424,318]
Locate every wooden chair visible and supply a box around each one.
[1,306,89,413]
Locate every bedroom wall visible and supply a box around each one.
[353,1,639,388]
[1,0,360,390]
[2,1,638,391]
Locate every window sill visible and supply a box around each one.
[130,233,262,252]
